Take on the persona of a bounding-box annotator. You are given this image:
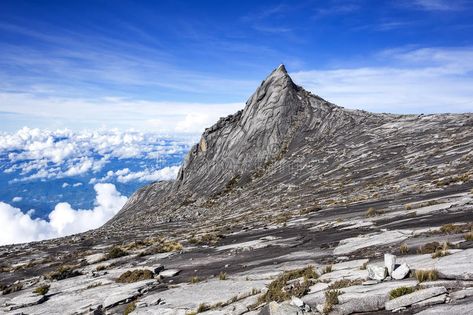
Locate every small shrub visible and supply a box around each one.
[440,224,463,234]
[197,303,210,312]
[257,266,318,303]
[389,286,416,300]
[365,207,380,218]
[47,265,81,281]
[96,265,107,271]
[218,271,227,280]
[400,243,409,255]
[322,265,333,274]
[123,302,136,315]
[432,243,450,258]
[190,276,201,284]
[188,234,222,246]
[464,232,473,241]
[139,240,183,256]
[106,246,128,259]
[360,261,368,270]
[33,284,50,295]
[405,204,413,210]
[414,269,439,282]
[323,289,342,314]
[327,279,363,290]
[418,242,441,254]
[116,269,154,283]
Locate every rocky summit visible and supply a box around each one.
[1,65,473,315]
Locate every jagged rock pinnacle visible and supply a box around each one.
[276,63,287,73]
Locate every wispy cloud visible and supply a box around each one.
[291,47,473,114]
[409,0,467,11]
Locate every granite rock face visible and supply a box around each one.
[108,64,473,230]
[2,65,473,315]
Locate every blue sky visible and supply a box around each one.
[1,0,473,132]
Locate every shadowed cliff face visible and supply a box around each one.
[108,65,473,229]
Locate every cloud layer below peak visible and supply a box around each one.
[0,183,127,245]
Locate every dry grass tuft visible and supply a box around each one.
[327,279,363,290]
[46,265,81,281]
[124,302,136,315]
[33,284,50,295]
[322,265,333,274]
[106,246,128,259]
[414,269,439,282]
[323,289,342,314]
[400,243,409,255]
[116,269,154,283]
[389,286,416,300]
[218,271,227,280]
[256,266,318,304]
[365,207,381,218]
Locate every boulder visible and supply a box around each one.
[392,263,410,280]
[384,254,396,276]
[385,286,447,310]
[367,265,387,281]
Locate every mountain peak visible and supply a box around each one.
[276,63,287,73]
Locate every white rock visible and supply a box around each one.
[308,282,329,293]
[290,296,304,308]
[449,287,473,300]
[384,254,396,276]
[4,293,46,310]
[367,265,387,281]
[385,286,447,310]
[415,301,473,314]
[334,230,412,255]
[159,269,181,277]
[392,263,410,280]
[85,253,106,264]
[412,293,446,308]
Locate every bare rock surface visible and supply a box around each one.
[1,65,473,315]
[385,286,447,310]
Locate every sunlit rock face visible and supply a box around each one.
[110,64,473,229]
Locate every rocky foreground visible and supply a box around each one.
[1,65,473,314]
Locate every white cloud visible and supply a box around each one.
[94,166,180,183]
[291,47,473,114]
[12,196,22,202]
[1,127,193,182]
[412,0,462,11]
[0,92,244,133]
[0,183,127,245]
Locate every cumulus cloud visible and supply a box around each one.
[0,183,127,246]
[93,166,180,184]
[12,196,22,202]
[1,127,193,182]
